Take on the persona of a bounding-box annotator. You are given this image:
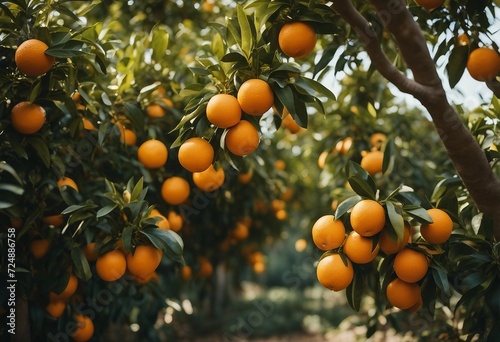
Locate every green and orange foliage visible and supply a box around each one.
[349,199,385,237]
[57,177,79,192]
[14,39,55,77]
[167,210,183,232]
[420,208,453,244]
[138,139,169,169]
[126,244,163,279]
[10,101,46,134]
[178,137,214,172]
[343,231,379,264]
[146,97,174,118]
[30,239,50,260]
[50,274,78,301]
[96,249,127,281]
[149,208,170,230]
[393,247,429,283]
[414,0,445,11]
[466,47,500,82]
[281,112,302,134]
[278,22,317,59]
[311,215,346,251]
[71,314,94,342]
[237,79,274,116]
[316,253,354,291]
[225,120,260,156]
[81,117,96,131]
[386,277,421,310]
[206,93,242,128]
[193,164,225,192]
[360,150,384,176]
[379,221,412,255]
[45,300,66,319]
[161,176,190,205]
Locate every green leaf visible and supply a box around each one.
[345,161,377,197]
[403,205,433,223]
[122,225,134,253]
[0,162,23,184]
[386,201,404,241]
[150,25,169,61]
[97,204,117,219]
[334,195,362,219]
[347,175,376,199]
[346,270,363,311]
[446,45,469,88]
[236,5,253,58]
[131,178,145,202]
[382,137,395,175]
[140,228,184,264]
[431,264,451,297]
[61,204,93,215]
[294,76,336,101]
[71,247,92,281]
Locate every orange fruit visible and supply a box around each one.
[50,274,78,301]
[197,256,213,278]
[30,239,50,260]
[149,209,170,230]
[126,245,163,279]
[343,231,379,264]
[457,33,470,46]
[133,271,159,284]
[181,265,192,281]
[146,98,173,118]
[316,253,354,291]
[360,150,384,175]
[466,47,500,82]
[295,238,308,252]
[379,222,412,255]
[225,120,260,156]
[46,300,66,319]
[369,132,387,148]
[414,0,445,11]
[95,250,127,281]
[274,159,286,171]
[202,0,214,12]
[335,137,352,155]
[82,242,98,262]
[237,79,274,116]
[278,22,317,59]
[311,215,346,251]
[420,208,453,244]
[349,199,386,237]
[71,314,94,342]
[57,176,79,192]
[282,113,302,134]
[72,90,81,102]
[275,209,287,220]
[237,169,253,184]
[407,295,423,313]
[10,101,46,134]
[81,118,96,130]
[206,94,242,128]
[272,199,286,212]
[15,39,55,77]
[193,164,225,192]
[120,127,137,146]
[232,221,249,241]
[393,248,429,283]
[167,211,183,232]
[317,150,329,169]
[137,139,168,169]
[386,278,421,310]
[42,214,65,228]
[253,261,265,274]
[161,176,190,205]
[178,137,214,172]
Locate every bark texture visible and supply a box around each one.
[332,0,500,240]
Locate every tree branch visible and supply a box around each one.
[332,0,500,240]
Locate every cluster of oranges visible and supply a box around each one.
[313,198,454,312]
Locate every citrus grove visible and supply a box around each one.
[0,0,499,341]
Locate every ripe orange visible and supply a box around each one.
[457,33,470,46]
[278,22,317,59]
[407,295,423,313]
[360,150,384,175]
[149,209,170,230]
[420,208,453,244]
[81,118,96,130]
[253,261,266,274]
[126,245,163,279]
[282,113,302,134]
[317,150,329,169]
[466,47,500,82]
[96,250,127,281]
[197,256,213,278]
[50,274,78,301]
[15,39,55,77]
[178,137,214,172]
[133,271,159,284]
[334,137,352,155]
[225,120,260,156]
[369,132,387,148]
[57,176,79,192]
[295,238,308,252]
[146,98,173,118]
[82,242,98,262]
[71,314,94,342]
[316,253,354,291]
[393,248,429,283]
[386,278,421,310]
[181,265,192,281]
[311,215,346,251]
[379,222,412,255]
[161,176,190,205]
[237,79,274,116]
[42,214,64,227]
[119,127,137,146]
[168,211,183,232]
[30,239,50,260]
[350,199,386,237]
[237,169,253,184]
[415,0,445,11]
[10,101,46,134]
[193,164,225,191]
[232,221,249,241]
[137,139,168,169]
[275,209,287,220]
[343,231,379,264]
[206,94,242,128]
[46,300,66,319]
[274,159,286,171]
